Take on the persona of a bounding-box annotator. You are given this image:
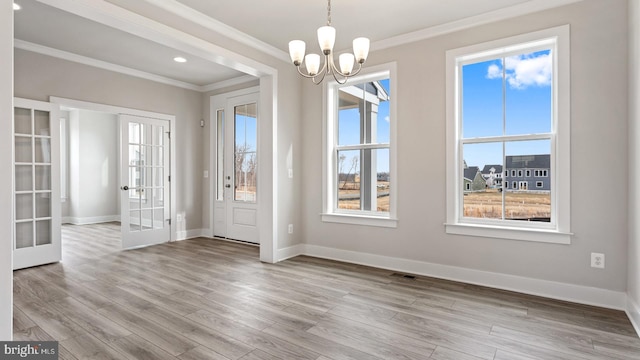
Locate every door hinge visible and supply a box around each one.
[166,131,171,139]
[167,219,171,225]
[168,175,171,182]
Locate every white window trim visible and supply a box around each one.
[322,62,398,228]
[445,25,571,244]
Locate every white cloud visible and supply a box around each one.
[384,116,390,123]
[486,64,501,79]
[486,53,552,90]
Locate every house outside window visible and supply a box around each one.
[322,63,397,228]
[445,26,571,243]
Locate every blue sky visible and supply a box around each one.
[462,50,552,168]
[338,79,391,173]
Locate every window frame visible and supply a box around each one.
[445,25,571,244]
[322,62,397,228]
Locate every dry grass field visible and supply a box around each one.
[464,189,551,219]
[338,181,390,212]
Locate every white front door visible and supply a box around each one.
[212,91,260,243]
[13,98,61,270]
[119,114,171,249]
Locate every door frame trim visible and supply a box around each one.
[50,96,177,242]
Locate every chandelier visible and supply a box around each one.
[288,0,370,84]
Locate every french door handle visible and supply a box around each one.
[121,186,129,191]
[225,184,231,188]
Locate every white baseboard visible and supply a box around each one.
[175,228,207,241]
[277,244,305,261]
[280,244,627,311]
[63,215,120,225]
[627,295,640,338]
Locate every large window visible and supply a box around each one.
[323,64,397,227]
[446,26,571,243]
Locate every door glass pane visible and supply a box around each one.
[15,194,33,221]
[141,123,152,146]
[153,147,163,167]
[15,137,32,163]
[34,165,51,191]
[15,165,32,191]
[14,108,32,135]
[35,193,51,218]
[34,110,50,136]
[216,109,224,201]
[154,125,164,146]
[35,137,51,163]
[153,168,163,187]
[129,211,141,231]
[234,104,257,202]
[141,210,153,230]
[153,188,164,207]
[129,123,140,144]
[154,209,164,229]
[15,222,33,249]
[141,188,152,209]
[35,220,51,245]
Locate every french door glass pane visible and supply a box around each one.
[15,222,33,249]
[15,194,33,220]
[14,108,31,135]
[15,165,32,192]
[35,220,51,245]
[34,165,51,191]
[15,137,32,163]
[129,211,140,231]
[34,110,50,136]
[35,137,51,163]
[154,209,164,229]
[35,193,51,218]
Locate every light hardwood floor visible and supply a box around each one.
[13,223,640,360]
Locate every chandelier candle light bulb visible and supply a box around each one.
[288,0,370,84]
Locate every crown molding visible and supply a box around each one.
[371,0,583,52]
[15,39,257,93]
[139,0,291,64]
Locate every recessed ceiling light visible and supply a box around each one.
[13,3,21,10]
[173,57,187,63]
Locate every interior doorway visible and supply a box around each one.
[52,97,176,251]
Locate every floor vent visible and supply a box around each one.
[391,273,416,279]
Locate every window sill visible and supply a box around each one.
[445,222,572,244]
[322,213,398,228]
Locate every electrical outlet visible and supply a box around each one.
[591,253,605,269]
[288,224,293,234]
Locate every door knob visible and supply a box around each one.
[225,184,231,188]
[121,185,129,191]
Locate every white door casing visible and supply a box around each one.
[13,98,61,270]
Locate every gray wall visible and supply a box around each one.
[628,0,640,323]
[301,0,629,292]
[68,109,119,222]
[14,49,204,233]
[0,1,13,340]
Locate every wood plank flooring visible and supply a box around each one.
[13,223,640,359]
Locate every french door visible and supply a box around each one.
[120,114,171,249]
[13,98,61,270]
[213,92,260,243]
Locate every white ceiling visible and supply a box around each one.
[13,0,576,90]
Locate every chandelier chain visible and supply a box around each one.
[327,0,331,26]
